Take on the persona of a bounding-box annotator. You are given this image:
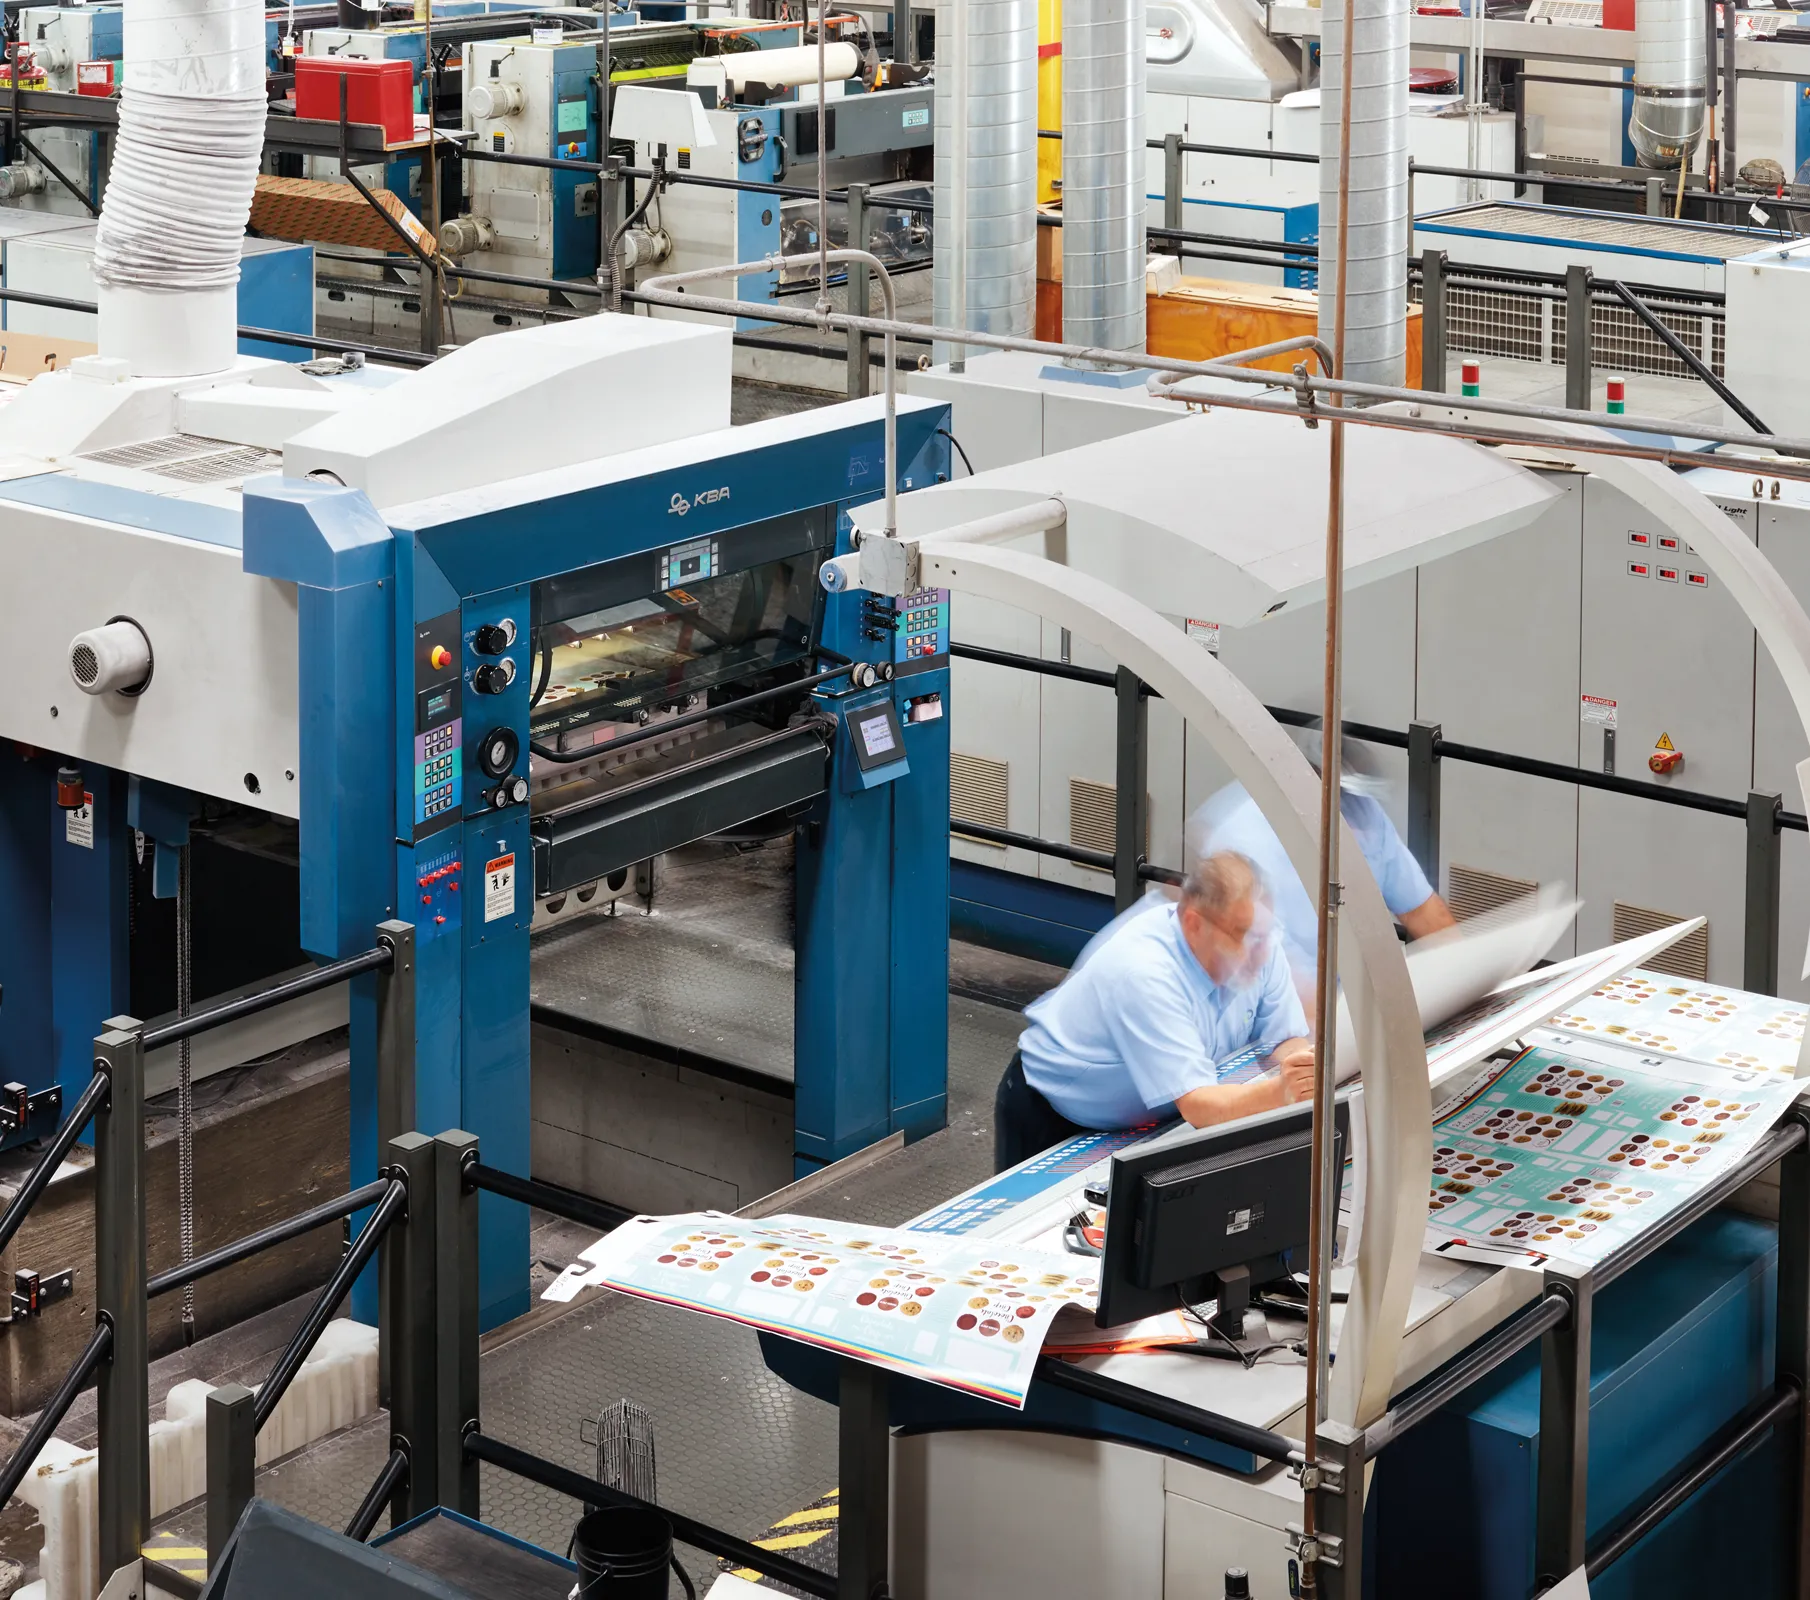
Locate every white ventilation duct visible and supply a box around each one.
[1061,0,1147,359]
[93,0,268,378]
[1630,0,1706,170]
[933,0,1039,365]
[1317,0,1409,387]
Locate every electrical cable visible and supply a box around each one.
[936,426,975,477]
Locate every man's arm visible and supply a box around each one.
[1400,892,1457,940]
[1174,1037,1315,1127]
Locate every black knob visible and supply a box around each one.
[1224,1570,1250,1600]
[473,658,517,695]
[473,619,517,656]
[478,726,519,778]
[489,774,529,809]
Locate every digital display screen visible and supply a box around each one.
[859,714,897,759]
[679,554,703,578]
[426,689,452,721]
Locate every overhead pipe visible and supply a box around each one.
[933,0,1039,365]
[1631,0,1707,170]
[1061,0,1147,360]
[1316,0,1408,387]
[92,0,267,377]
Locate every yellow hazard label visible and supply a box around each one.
[1655,732,1676,751]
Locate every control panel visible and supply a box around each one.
[462,599,530,818]
[413,834,464,944]
[412,610,463,839]
[894,587,950,674]
[658,534,719,589]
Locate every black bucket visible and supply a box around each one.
[573,1506,673,1599]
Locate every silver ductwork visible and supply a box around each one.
[1062,0,1148,359]
[1317,0,1409,388]
[933,0,1039,365]
[1631,0,1706,169]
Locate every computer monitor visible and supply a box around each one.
[1095,1096,1351,1329]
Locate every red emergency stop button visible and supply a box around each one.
[429,645,452,671]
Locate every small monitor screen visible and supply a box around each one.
[858,713,897,760]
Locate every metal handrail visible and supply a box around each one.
[345,1447,410,1543]
[467,1163,632,1237]
[464,1431,838,1598]
[0,1069,108,1259]
[141,942,396,1054]
[146,1178,392,1300]
[252,1177,407,1432]
[0,1321,111,1509]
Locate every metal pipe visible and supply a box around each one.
[345,1447,409,1542]
[0,1070,108,1260]
[467,1163,633,1236]
[924,496,1067,549]
[1063,0,1147,359]
[464,1432,838,1598]
[1602,276,1766,431]
[953,818,1115,869]
[1632,0,1705,169]
[0,1321,112,1509]
[252,1178,406,1431]
[141,943,393,1052]
[1303,0,1359,1578]
[146,1179,391,1300]
[526,661,853,766]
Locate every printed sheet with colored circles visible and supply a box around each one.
[542,1212,1112,1407]
[1421,1041,1802,1265]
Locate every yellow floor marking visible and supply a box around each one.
[752,1528,834,1552]
[772,1503,840,1529]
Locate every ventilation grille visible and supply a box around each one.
[1524,0,1602,22]
[71,643,98,685]
[1612,902,1710,982]
[79,433,283,487]
[1448,863,1539,922]
[1066,778,1151,868]
[951,752,1009,842]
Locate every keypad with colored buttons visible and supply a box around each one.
[893,588,950,667]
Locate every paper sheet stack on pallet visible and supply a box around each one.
[13,1319,379,1600]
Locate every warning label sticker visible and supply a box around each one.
[1655,732,1676,751]
[1185,619,1221,656]
[484,854,516,923]
[65,793,93,850]
[1580,695,1618,729]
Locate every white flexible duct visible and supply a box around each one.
[933,0,1039,365]
[93,0,267,378]
[1317,0,1408,387]
[1062,0,1147,359]
[1631,0,1706,170]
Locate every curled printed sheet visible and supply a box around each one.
[545,1212,1124,1407]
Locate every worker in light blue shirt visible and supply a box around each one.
[996,851,1315,1171]
[1192,776,1454,1006]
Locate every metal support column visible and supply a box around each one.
[435,1130,481,1518]
[94,1020,148,1580]
[375,920,417,1153]
[1114,667,1149,913]
[1535,1260,1593,1587]
[206,1385,256,1564]
[1163,133,1184,232]
[1419,251,1447,393]
[385,1133,439,1524]
[1745,790,1782,997]
[1406,720,1442,889]
[1645,176,1664,216]
[1777,1115,1810,1599]
[1304,1420,1365,1600]
[838,1360,889,1600]
[1565,264,1593,411]
[846,183,870,401]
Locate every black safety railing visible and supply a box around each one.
[950,639,1805,994]
[0,918,418,1593]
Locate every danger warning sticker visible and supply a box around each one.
[1580,695,1618,729]
[484,854,516,923]
[1655,732,1675,752]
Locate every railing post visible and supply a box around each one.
[93,1020,148,1581]
[1163,132,1183,233]
[1114,667,1149,913]
[846,182,870,402]
[384,1133,438,1526]
[1744,790,1782,997]
[435,1130,481,1518]
[1645,175,1664,216]
[1419,249,1447,393]
[1304,1420,1365,1600]
[1407,720,1442,890]
[206,1384,256,1564]
[1565,263,1593,411]
[838,1359,889,1600]
[375,920,417,1153]
[1775,1115,1810,1599]
[1534,1260,1593,1588]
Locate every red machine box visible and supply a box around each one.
[294,56,414,145]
